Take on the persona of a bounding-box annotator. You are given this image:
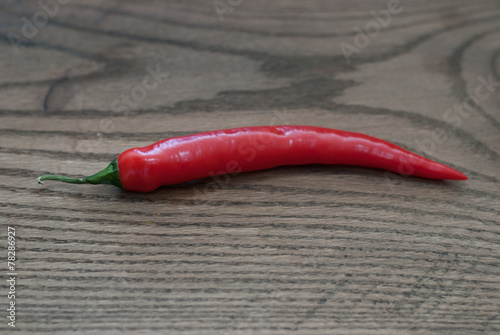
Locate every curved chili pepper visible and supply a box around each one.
[37,126,467,192]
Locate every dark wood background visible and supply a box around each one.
[1,0,499,334]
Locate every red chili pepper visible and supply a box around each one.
[37,126,467,192]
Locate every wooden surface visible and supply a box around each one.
[1,0,499,334]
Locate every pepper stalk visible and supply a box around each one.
[37,158,123,189]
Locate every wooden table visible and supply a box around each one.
[1,0,499,334]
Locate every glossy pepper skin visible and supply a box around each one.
[38,126,467,192]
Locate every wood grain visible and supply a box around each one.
[0,0,499,334]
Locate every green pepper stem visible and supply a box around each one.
[37,158,123,189]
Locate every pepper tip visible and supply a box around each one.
[452,169,468,181]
